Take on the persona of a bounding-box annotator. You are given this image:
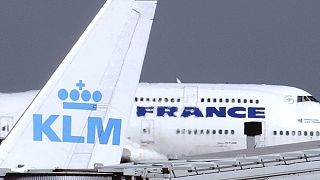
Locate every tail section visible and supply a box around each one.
[0,0,157,170]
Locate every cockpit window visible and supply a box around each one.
[308,96,319,102]
[297,96,319,103]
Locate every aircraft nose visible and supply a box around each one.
[297,103,320,121]
[311,104,320,119]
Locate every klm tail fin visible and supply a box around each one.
[0,0,157,170]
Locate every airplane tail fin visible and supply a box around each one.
[0,0,157,170]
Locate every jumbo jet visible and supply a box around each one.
[1,83,320,162]
[0,0,157,170]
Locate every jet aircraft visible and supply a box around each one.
[1,83,319,161]
[1,0,320,166]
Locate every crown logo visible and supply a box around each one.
[58,80,102,111]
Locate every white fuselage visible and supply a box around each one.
[126,83,320,158]
[1,83,320,159]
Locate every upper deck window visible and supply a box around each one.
[297,96,319,103]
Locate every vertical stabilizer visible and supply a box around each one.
[0,0,157,170]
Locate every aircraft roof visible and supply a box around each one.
[139,83,311,96]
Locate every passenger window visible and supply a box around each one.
[206,129,210,134]
[292,131,295,136]
[142,128,147,134]
[153,98,156,102]
[177,99,181,102]
[219,130,222,134]
[194,129,198,135]
[225,99,229,103]
[181,129,186,134]
[238,99,241,103]
[231,99,235,103]
[219,98,223,103]
[201,98,204,102]
[146,98,150,102]
[231,130,235,134]
[317,131,320,136]
[256,100,259,104]
[304,131,308,136]
[273,131,277,135]
[140,97,144,102]
[171,98,175,102]
[158,98,162,102]
[286,131,289,136]
[135,97,138,102]
[207,98,211,102]
[164,98,168,102]
[176,129,180,134]
[212,130,216,134]
[200,129,204,134]
[250,99,253,103]
[244,99,247,103]
[225,130,228,134]
[188,129,192,134]
[280,131,283,135]
[298,131,302,136]
[310,131,314,136]
[213,98,217,102]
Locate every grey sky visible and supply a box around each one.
[0,0,319,99]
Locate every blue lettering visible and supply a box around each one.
[248,107,265,118]
[136,106,265,119]
[137,106,154,117]
[33,114,61,142]
[62,115,85,143]
[227,107,246,118]
[181,107,204,118]
[206,107,226,117]
[87,117,121,145]
[157,106,178,117]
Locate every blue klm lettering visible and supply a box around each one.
[33,114,121,145]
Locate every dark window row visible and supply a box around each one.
[273,130,320,136]
[135,97,181,103]
[176,128,235,135]
[200,98,259,104]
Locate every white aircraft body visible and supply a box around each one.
[1,83,320,161]
[0,0,157,170]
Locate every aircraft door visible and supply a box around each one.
[141,119,155,144]
[0,116,13,140]
[256,121,266,147]
[183,86,198,106]
[244,121,265,149]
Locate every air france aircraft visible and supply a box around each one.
[0,0,157,170]
[1,83,320,161]
[129,83,320,159]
